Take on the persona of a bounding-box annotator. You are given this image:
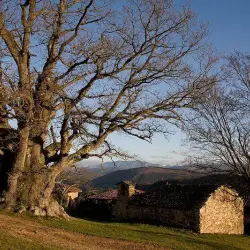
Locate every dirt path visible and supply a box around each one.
[0,214,167,250]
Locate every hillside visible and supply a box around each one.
[61,161,235,193]
[89,166,205,190]
[138,173,250,197]
[61,161,161,186]
[62,161,230,191]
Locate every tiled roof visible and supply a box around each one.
[130,184,220,210]
[88,190,118,200]
[87,189,145,200]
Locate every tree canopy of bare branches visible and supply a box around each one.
[183,51,250,184]
[0,0,215,216]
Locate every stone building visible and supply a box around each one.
[113,181,140,220]
[75,185,144,220]
[77,189,118,219]
[112,182,244,234]
[64,185,82,207]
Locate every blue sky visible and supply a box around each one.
[104,0,250,165]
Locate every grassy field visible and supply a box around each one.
[0,229,55,250]
[0,212,250,250]
[40,217,250,250]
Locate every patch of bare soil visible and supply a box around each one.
[0,214,167,250]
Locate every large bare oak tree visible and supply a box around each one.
[0,0,215,216]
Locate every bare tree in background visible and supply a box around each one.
[0,0,216,217]
[183,51,250,185]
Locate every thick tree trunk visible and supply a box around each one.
[4,165,68,218]
[18,169,68,218]
[2,133,69,218]
[4,127,29,208]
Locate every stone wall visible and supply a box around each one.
[117,182,135,197]
[113,182,136,220]
[126,205,200,231]
[112,184,244,234]
[199,186,244,234]
[66,192,79,207]
[113,196,199,231]
[112,199,128,220]
[72,199,113,220]
[67,191,79,200]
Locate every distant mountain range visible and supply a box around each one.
[87,166,206,190]
[63,160,161,185]
[78,160,161,172]
[63,160,230,191]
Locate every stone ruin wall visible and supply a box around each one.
[112,184,244,234]
[126,205,200,231]
[112,194,200,231]
[113,183,136,220]
[199,186,244,234]
[117,183,135,197]
[112,199,128,220]
[66,192,80,207]
[67,192,79,201]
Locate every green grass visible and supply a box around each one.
[1,212,250,250]
[38,217,249,250]
[0,229,56,250]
